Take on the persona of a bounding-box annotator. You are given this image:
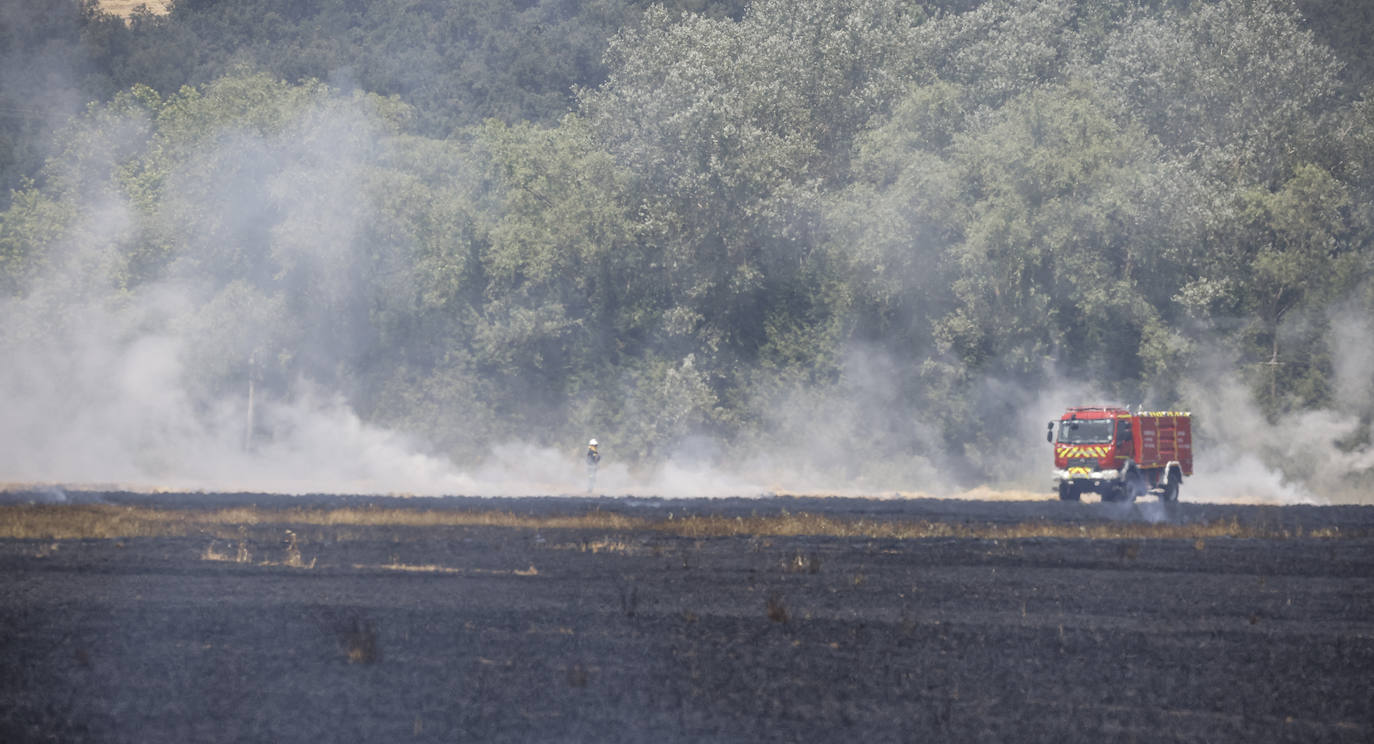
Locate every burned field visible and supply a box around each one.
[2,492,1372,743]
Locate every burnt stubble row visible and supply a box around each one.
[1,493,1372,742]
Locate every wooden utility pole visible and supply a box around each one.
[244,352,256,451]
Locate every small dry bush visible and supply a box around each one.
[342,619,380,664]
[280,530,315,569]
[566,664,589,688]
[783,551,821,574]
[766,592,789,623]
[619,581,639,618]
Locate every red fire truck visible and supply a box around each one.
[1046,407,1192,502]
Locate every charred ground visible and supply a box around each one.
[2,491,1372,742]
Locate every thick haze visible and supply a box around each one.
[1,0,1371,503]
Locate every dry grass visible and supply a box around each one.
[258,530,316,569]
[200,541,241,563]
[365,562,466,575]
[354,561,538,576]
[202,529,316,568]
[281,530,315,568]
[97,1,172,18]
[647,511,1357,541]
[553,538,637,554]
[0,503,1363,542]
[0,504,639,540]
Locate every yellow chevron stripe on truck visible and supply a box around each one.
[1056,444,1111,457]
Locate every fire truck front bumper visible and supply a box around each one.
[1053,468,1120,485]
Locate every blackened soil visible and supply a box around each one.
[2,493,1372,743]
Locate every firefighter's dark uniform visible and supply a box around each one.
[585,445,600,492]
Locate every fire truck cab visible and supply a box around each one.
[1047,407,1192,502]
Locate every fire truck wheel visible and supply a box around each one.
[1161,469,1181,502]
[1057,482,1079,501]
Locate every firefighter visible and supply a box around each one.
[585,438,601,493]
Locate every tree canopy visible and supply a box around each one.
[1,0,1371,495]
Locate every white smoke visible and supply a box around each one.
[0,88,487,496]
[1181,310,1374,505]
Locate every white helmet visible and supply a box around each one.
[588,438,598,446]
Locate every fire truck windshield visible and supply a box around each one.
[1058,419,1113,444]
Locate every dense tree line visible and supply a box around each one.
[1,0,1372,490]
[0,0,750,198]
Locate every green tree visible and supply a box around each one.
[581,0,923,383]
[1234,164,1360,409]
[1093,0,1343,186]
[0,184,74,297]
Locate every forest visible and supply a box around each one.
[0,0,1371,498]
